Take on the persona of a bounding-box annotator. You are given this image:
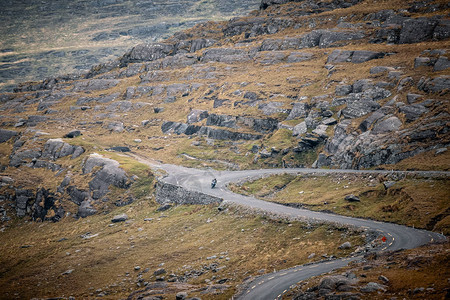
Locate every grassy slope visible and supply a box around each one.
[0,202,364,299]
[229,173,450,235]
[0,0,449,298]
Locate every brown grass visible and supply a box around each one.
[0,202,364,299]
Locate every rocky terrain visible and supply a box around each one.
[0,0,449,299]
[285,241,449,300]
[0,0,260,91]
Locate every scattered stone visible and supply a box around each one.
[64,130,82,138]
[106,121,124,132]
[397,76,414,92]
[287,52,314,63]
[383,181,396,190]
[121,43,174,64]
[336,84,353,96]
[338,242,352,249]
[187,109,209,124]
[154,268,166,276]
[378,275,389,284]
[435,147,447,155]
[83,153,130,199]
[414,57,432,68]
[418,75,450,93]
[370,66,395,74]
[78,200,97,218]
[327,50,386,64]
[318,275,355,294]
[406,93,423,104]
[0,129,18,143]
[62,269,74,275]
[360,282,387,292]
[433,56,450,71]
[345,194,360,202]
[351,51,386,63]
[42,138,85,160]
[287,102,309,120]
[322,117,337,126]
[217,278,228,284]
[108,146,131,152]
[308,253,316,259]
[372,116,402,134]
[111,214,128,223]
[399,104,428,122]
[176,292,188,300]
[293,122,307,136]
[412,287,425,294]
[73,79,119,92]
[80,232,99,239]
[399,18,438,44]
[312,124,328,137]
[156,203,172,212]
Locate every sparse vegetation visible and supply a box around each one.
[1,0,449,299]
[230,173,450,234]
[0,202,364,299]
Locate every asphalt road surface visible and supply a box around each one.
[129,154,448,300]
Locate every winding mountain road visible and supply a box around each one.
[129,153,448,300]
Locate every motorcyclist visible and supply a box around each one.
[211,178,217,189]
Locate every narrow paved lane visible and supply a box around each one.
[129,153,448,300]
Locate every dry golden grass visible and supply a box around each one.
[0,2,449,300]
[0,202,364,300]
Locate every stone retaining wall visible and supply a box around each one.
[155,180,222,205]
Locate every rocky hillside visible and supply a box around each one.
[0,0,449,299]
[0,0,449,224]
[0,0,260,92]
[285,241,450,300]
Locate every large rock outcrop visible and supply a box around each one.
[13,188,64,222]
[42,139,85,160]
[83,154,131,200]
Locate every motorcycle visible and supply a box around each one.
[211,178,217,189]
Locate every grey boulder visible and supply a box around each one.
[0,129,18,143]
[83,154,130,199]
[42,139,85,160]
[111,214,128,223]
[345,194,360,202]
[78,200,97,218]
[293,122,307,136]
[64,130,82,138]
[372,116,402,134]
